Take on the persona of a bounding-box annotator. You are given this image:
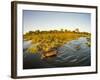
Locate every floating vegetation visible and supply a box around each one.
[75,45,81,50]
[86,42,91,47]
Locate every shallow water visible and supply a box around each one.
[23,37,91,69]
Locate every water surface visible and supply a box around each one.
[23,37,91,69]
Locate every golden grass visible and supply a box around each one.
[24,30,91,53]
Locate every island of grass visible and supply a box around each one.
[23,29,91,59]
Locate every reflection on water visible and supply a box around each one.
[23,37,91,69]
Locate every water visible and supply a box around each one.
[23,37,91,69]
[23,40,32,50]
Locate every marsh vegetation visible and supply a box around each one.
[23,29,91,69]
